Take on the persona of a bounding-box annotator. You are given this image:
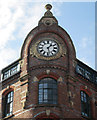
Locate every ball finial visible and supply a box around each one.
[45,4,52,11]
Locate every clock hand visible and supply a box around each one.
[47,44,54,56]
[49,45,54,52]
[43,44,50,52]
[47,44,52,50]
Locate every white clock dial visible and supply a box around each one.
[38,40,59,57]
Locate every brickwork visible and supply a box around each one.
[0,4,97,120]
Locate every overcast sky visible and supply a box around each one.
[0,0,96,71]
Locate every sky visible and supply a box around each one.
[0,0,95,71]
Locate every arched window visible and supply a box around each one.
[81,91,91,117]
[3,91,14,117]
[38,77,57,104]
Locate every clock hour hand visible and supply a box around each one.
[43,44,50,52]
[47,44,54,56]
[48,45,54,52]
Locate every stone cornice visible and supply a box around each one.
[28,65,67,71]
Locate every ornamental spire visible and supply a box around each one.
[44,4,53,17]
[45,4,52,11]
[38,4,58,26]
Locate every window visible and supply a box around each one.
[3,63,20,80]
[76,65,84,76]
[3,70,10,79]
[95,77,97,83]
[10,66,18,75]
[81,91,91,117]
[38,78,57,104]
[85,70,91,80]
[3,91,14,117]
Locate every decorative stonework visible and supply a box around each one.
[20,87,28,109]
[46,70,50,75]
[19,74,29,81]
[85,86,88,89]
[19,59,24,68]
[30,38,66,60]
[73,60,77,67]
[58,77,63,82]
[41,18,58,26]
[45,4,52,11]
[46,109,50,116]
[68,91,72,97]
[38,4,58,26]
[33,76,39,82]
[70,101,74,107]
[21,99,26,108]
[7,85,10,89]
[73,93,76,98]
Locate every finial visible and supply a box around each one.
[45,4,52,11]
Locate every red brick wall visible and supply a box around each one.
[0,21,96,120]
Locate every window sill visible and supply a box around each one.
[3,114,14,120]
[81,114,91,120]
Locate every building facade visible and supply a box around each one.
[0,4,97,120]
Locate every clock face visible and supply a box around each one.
[38,40,59,57]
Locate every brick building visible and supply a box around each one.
[0,4,97,120]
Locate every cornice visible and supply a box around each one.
[28,65,67,71]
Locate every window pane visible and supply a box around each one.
[11,91,13,96]
[48,89,52,95]
[11,96,13,102]
[44,94,48,99]
[53,100,57,104]
[7,103,10,114]
[7,113,10,117]
[53,84,57,88]
[44,83,48,88]
[10,107,12,112]
[81,91,84,101]
[10,102,13,108]
[39,94,43,99]
[84,97,87,103]
[39,89,43,94]
[77,65,84,76]
[48,83,53,88]
[81,91,83,96]
[8,93,10,98]
[39,84,43,88]
[39,97,42,101]
[53,95,57,100]
[38,78,57,104]
[4,91,13,117]
[44,89,48,94]
[7,98,10,103]
[81,91,90,117]
[44,99,48,103]
[84,93,86,98]
[53,89,57,94]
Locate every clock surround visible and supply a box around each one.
[30,38,66,60]
[37,40,59,57]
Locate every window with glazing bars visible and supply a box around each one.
[38,78,57,104]
[4,91,14,117]
[81,91,91,117]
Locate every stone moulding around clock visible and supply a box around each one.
[30,38,67,60]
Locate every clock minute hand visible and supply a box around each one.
[46,44,51,50]
[47,44,52,49]
[49,45,54,52]
[43,44,50,52]
[46,44,51,56]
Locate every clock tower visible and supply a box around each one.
[20,4,76,119]
[1,4,97,120]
